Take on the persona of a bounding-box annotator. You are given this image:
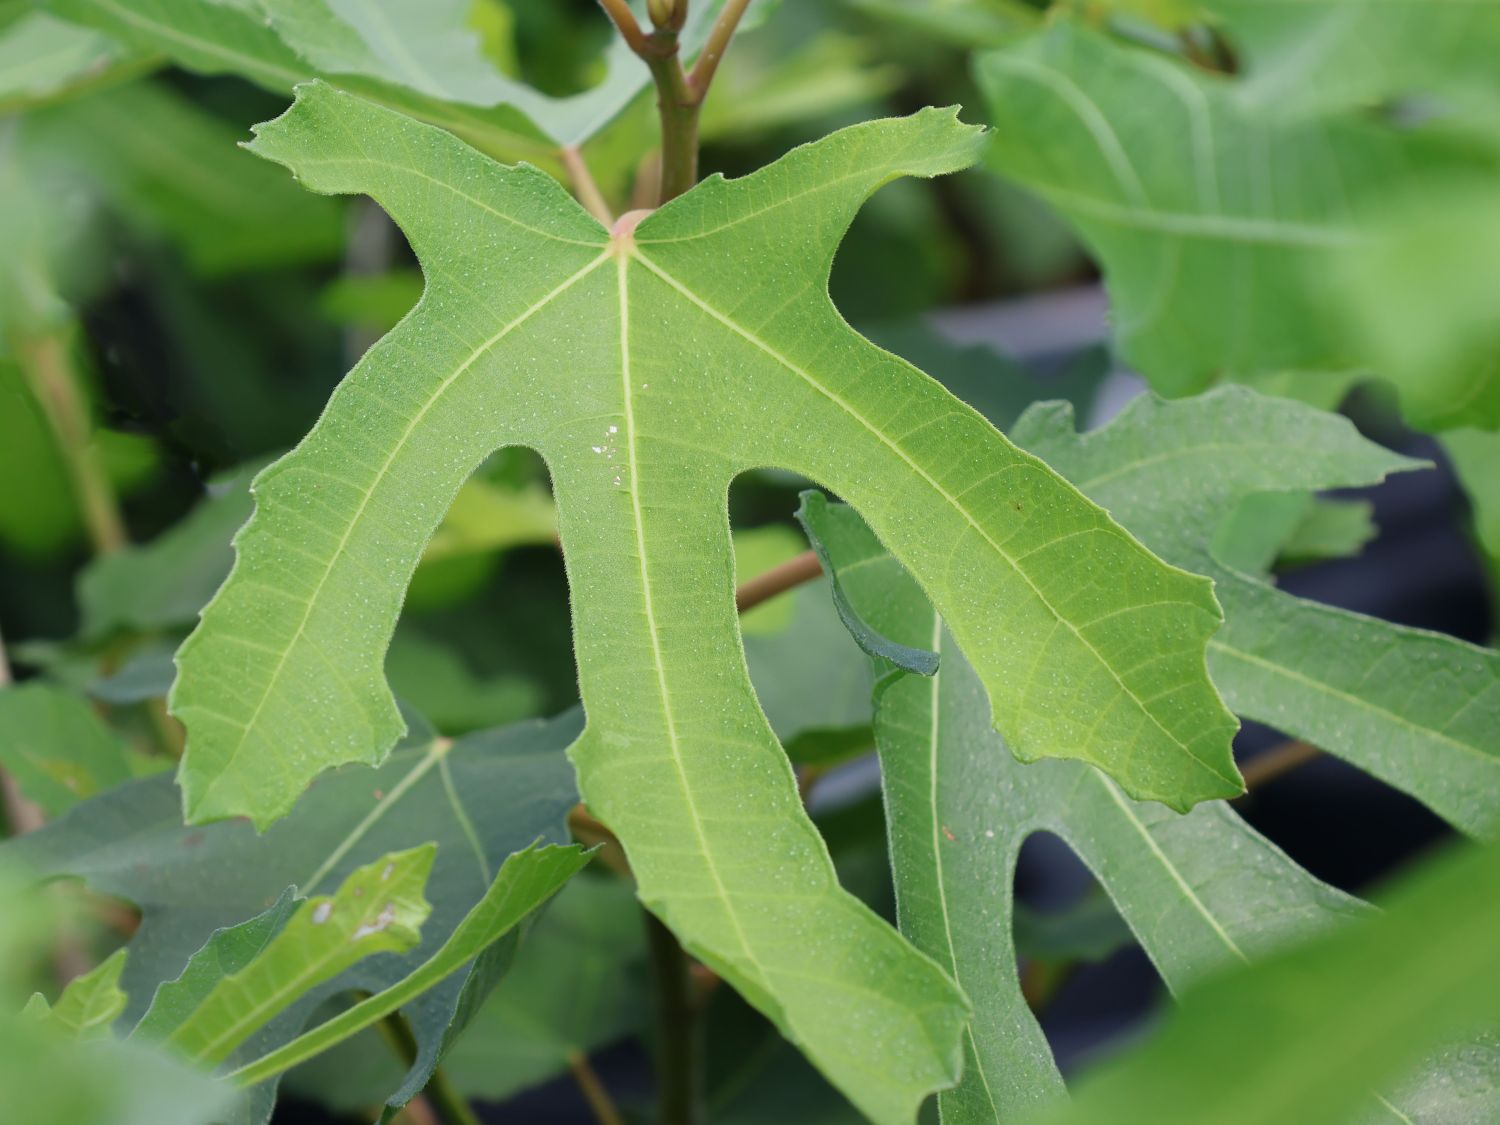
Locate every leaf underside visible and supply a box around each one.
[801,487,1362,1121]
[169,83,1242,1121]
[802,384,1500,1118]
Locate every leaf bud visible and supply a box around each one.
[647,0,685,30]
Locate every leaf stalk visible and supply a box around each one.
[562,145,615,225]
[645,911,703,1125]
[567,1049,627,1125]
[14,327,127,555]
[686,0,754,100]
[375,1011,481,1125]
[0,625,45,837]
[598,0,756,204]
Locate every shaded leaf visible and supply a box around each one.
[0,1028,233,1125]
[318,269,423,333]
[418,475,555,567]
[800,489,1362,1121]
[1210,492,1321,577]
[1012,896,1133,966]
[227,842,590,1088]
[699,31,901,141]
[134,889,301,1045]
[1323,182,1500,432]
[704,989,865,1124]
[1043,839,1500,1125]
[975,21,1497,404]
[1276,498,1377,567]
[3,712,581,1120]
[0,682,133,816]
[32,80,344,273]
[1206,0,1500,118]
[160,847,434,1066]
[1444,428,1500,593]
[1211,492,1376,577]
[23,949,129,1041]
[75,454,556,646]
[1011,389,1500,839]
[859,321,1109,435]
[846,0,1039,48]
[0,11,137,113]
[745,581,874,766]
[43,0,767,157]
[42,0,553,162]
[442,875,648,1102]
[78,463,257,639]
[384,631,543,734]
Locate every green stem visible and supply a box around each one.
[15,327,127,555]
[561,144,615,225]
[568,1049,627,1125]
[647,49,700,204]
[373,1011,481,1125]
[645,911,702,1125]
[599,0,759,205]
[0,624,44,837]
[424,1065,483,1125]
[685,0,754,99]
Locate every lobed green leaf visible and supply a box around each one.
[161,846,435,1066]
[1012,388,1500,839]
[166,81,1251,1119]
[227,842,590,1088]
[800,488,1363,1121]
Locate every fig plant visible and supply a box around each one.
[0,1,1497,1124]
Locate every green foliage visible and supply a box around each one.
[38,0,766,162]
[161,846,435,1066]
[0,683,133,815]
[1205,0,1500,117]
[77,465,258,639]
[441,875,648,1102]
[6,714,583,1118]
[976,21,1500,425]
[23,949,129,1040]
[1047,838,1500,1125]
[31,81,345,273]
[1010,390,1500,839]
[1445,428,1500,589]
[1324,184,1500,431]
[800,478,1361,1119]
[0,869,233,1125]
[800,382,1500,1118]
[133,890,301,1047]
[2,1,1499,1121]
[164,81,1270,1120]
[226,841,590,1087]
[0,11,137,113]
